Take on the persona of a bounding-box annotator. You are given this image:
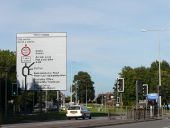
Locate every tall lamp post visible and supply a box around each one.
[141,28,170,116]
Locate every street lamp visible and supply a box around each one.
[141,28,162,86]
[141,28,170,116]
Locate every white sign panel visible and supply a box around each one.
[17,32,67,90]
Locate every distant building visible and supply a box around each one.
[96,92,116,106]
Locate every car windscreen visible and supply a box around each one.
[68,106,80,110]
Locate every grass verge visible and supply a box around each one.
[3,111,109,124]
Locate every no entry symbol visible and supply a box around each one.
[21,44,31,56]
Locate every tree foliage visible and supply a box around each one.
[72,71,95,103]
[115,60,170,106]
[0,50,16,115]
[0,50,16,80]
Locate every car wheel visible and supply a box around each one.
[67,117,71,120]
[82,114,85,120]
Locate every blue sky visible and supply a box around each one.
[1,0,170,96]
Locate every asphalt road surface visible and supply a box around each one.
[2,117,170,128]
[98,118,170,128]
[1,117,108,128]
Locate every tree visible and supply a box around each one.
[72,71,95,103]
[0,50,16,117]
[114,60,170,106]
[0,50,16,80]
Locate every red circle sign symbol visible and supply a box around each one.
[21,44,31,56]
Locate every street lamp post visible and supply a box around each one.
[86,85,87,107]
[75,81,78,104]
[141,28,170,116]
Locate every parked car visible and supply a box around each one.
[66,105,91,120]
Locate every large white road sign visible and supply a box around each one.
[17,33,67,90]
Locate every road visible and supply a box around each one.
[1,117,170,128]
[1,117,108,128]
[99,118,170,128]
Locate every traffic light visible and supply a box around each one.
[159,86,162,96]
[12,83,18,96]
[117,97,120,103]
[142,84,148,96]
[137,80,143,93]
[117,78,124,92]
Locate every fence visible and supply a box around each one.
[107,106,166,120]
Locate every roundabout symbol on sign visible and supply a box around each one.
[21,44,31,56]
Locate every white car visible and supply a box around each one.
[66,105,91,120]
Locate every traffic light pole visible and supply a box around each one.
[136,81,138,109]
[120,93,123,107]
